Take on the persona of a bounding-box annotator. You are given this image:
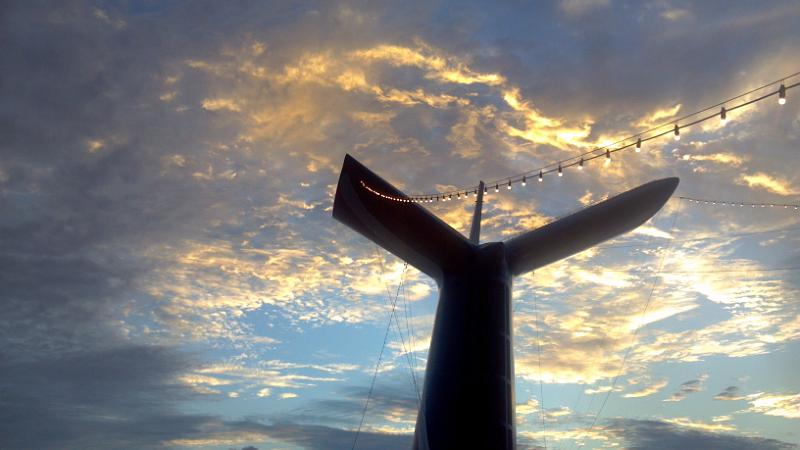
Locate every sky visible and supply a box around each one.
[1,1,799,449]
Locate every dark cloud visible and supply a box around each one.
[261,422,411,450]
[610,418,798,450]
[714,385,747,401]
[664,375,707,402]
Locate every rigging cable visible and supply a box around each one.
[577,202,683,447]
[532,275,548,450]
[373,249,421,405]
[351,258,409,450]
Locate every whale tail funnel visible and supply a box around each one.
[332,154,678,450]
[333,153,678,279]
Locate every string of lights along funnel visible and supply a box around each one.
[360,74,797,204]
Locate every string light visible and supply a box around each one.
[357,75,797,204]
[680,196,800,210]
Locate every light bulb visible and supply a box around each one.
[522,176,527,186]
[538,170,543,182]
[558,164,563,177]
[507,180,512,190]
[578,158,584,170]
[495,184,499,192]
[720,107,727,126]
[674,124,680,141]
[604,149,611,166]
[778,84,786,105]
[635,137,641,152]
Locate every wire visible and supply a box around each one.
[400,270,421,402]
[374,250,420,405]
[532,276,548,450]
[578,204,682,444]
[352,259,408,450]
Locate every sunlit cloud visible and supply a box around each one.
[738,172,799,196]
[623,378,669,398]
[746,393,800,419]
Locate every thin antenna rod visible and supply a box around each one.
[470,181,485,244]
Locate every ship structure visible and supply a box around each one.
[332,154,678,449]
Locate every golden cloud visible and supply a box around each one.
[738,172,798,196]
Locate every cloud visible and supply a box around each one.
[714,385,747,401]
[663,375,708,402]
[624,379,669,398]
[559,0,610,16]
[746,393,800,419]
[610,418,798,450]
[738,172,799,196]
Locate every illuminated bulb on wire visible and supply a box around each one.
[495,184,499,193]
[778,84,786,105]
[720,106,728,126]
[558,164,563,177]
[473,190,478,197]
[538,170,543,183]
[522,176,527,186]
[635,137,642,152]
[605,149,611,166]
[674,124,681,141]
[507,180,512,190]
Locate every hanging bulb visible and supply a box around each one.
[605,149,611,166]
[484,186,488,195]
[720,106,728,126]
[449,194,453,201]
[635,137,642,152]
[538,170,543,182]
[495,184,499,192]
[522,175,527,186]
[507,180,512,190]
[558,164,563,177]
[473,190,478,197]
[674,124,681,141]
[578,158,584,170]
[778,84,786,105]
